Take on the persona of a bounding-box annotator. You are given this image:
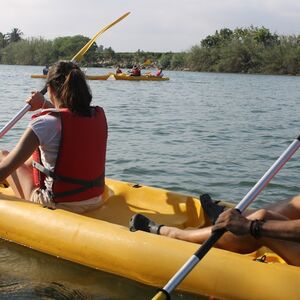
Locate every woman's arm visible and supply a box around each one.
[0,128,39,182]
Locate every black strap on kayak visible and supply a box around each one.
[255,255,267,263]
[32,160,104,198]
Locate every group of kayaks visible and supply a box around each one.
[0,178,299,299]
[31,73,169,81]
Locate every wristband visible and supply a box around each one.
[250,219,265,239]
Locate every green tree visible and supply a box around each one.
[170,53,186,69]
[159,53,173,69]
[7,28,23,43]
[201,28,233,48]
[186,45,220,71]
[252,26,279,47]
[103,46,115,60]
[216,37,263,73]
[201,34,220,48]
[0,32,8,48]
[52,35,97,64]
[186,26,299,75]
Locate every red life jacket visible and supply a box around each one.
[32,107,107,203]
[156,70,163,77]
[131,68,141,76]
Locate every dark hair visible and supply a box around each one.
[46,61,92,116]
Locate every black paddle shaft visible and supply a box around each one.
[194,228,226,259]
[40,85,47,95]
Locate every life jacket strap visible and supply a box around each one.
[32,161,54,178]
[32,160,104,199]
[53,175,104,199]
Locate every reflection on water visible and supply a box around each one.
[0,240,203,299]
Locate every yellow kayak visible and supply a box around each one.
[0,178,299,299]
[113,73,169,81]
[31,74,111,80]
[30,74,169,81]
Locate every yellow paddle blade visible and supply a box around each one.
[143,59,152,65]
[71,11,130,62]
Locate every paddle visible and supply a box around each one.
[152,134,300,300]
[71,12,130,62]
[0,12,130,139]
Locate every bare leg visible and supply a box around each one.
[160,225,260,253]
[0,150,34,200]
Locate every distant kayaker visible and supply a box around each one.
[0,61,108,213]
[156,68,163,77]
[115,65,122,74]
[43,64,49,75]
[130,65,141,76]
[130,195,300,266]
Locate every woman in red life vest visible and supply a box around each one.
[156,68,163,77]
[130,65,141,76]
[0,61,108,213]
[115,65,122,74]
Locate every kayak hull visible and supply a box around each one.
[114,74,169,81]
[0,178,299,299]
[31,74,110,80]
[30,74,169,81]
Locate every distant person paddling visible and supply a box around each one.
[156,68,163,77]
[115,65,122,74]
[43,64,49,75]
[130,65,141,76]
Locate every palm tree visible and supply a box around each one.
[0,32,7,48]
[7,28,23,43]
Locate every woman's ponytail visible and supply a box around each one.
[47,61,92,116]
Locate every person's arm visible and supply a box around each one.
[212,208,300,242]
[0,128,39,182]
[259,219,300,242]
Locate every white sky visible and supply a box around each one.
[1,0,299,52]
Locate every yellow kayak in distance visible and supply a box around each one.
[31,74,111,80]
[31,73,169,81]
[113,73,169,81]
[0,178,299,299]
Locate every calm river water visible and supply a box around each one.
[0,65,299,299]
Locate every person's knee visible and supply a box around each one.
[220,233,260,254]
[283,195,300,219]
[291,195,300,206]
[249,208,268,220]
